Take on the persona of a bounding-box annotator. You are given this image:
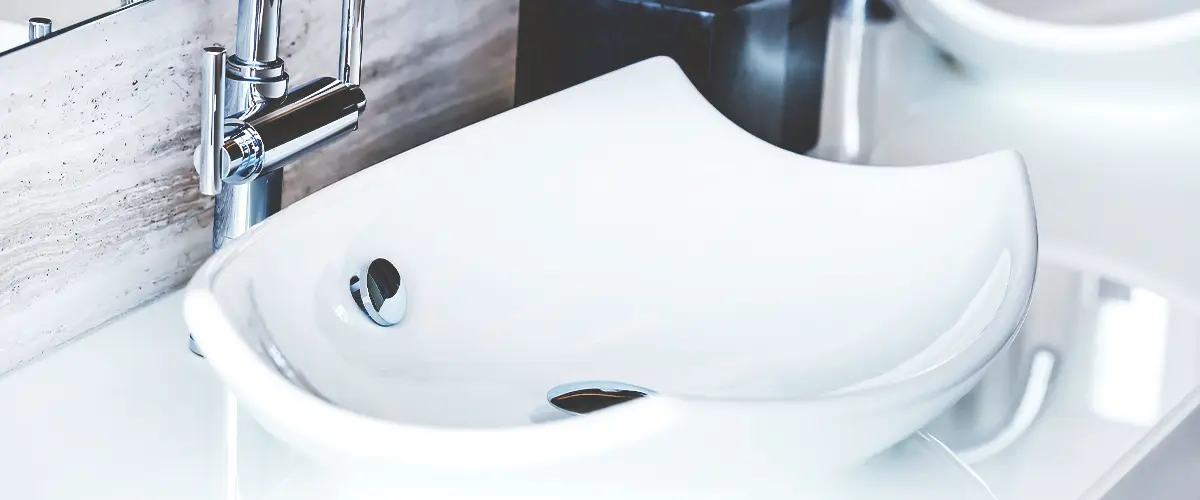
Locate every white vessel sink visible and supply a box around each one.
[184,57,1037,498]
[894,0,1200,93]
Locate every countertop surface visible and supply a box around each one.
[0,292,226,500]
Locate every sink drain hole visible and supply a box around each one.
[547,381,655,415]
[350,258,407,326]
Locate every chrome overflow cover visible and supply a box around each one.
[547,381,656,415]
[350,258,407,326]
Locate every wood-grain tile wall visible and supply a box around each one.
[0,0,518,372]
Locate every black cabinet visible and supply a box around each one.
[515,0,835,155]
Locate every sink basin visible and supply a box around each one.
[184,57,1037,498]
[894,0,1200,93]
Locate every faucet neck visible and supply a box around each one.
[196,0,367,252]
[228,0,288,115]
[235,0,282,65]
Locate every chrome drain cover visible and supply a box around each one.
[350,258,407,326]
[547,381,656,415]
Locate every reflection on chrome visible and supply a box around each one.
[956,349,1056,463]
[929,259,1200,462]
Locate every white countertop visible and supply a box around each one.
[0,292,226,500]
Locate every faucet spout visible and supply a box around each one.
[235,0,282,66]
[338,0,365,85]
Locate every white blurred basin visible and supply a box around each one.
[894,0,1200,93]
[184,57,1037,498]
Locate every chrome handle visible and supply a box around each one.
[28,18,51,41]
[198,45,227,196]
[337,0,365,85]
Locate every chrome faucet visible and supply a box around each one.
[194,0,367,251]
[189,0,365,356]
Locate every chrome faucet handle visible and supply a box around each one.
[198,45,227,196]
[337,0,365,85]
[28,18,51,41]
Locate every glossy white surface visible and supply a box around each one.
[857,17,1200,500]
[229,419,998,500]
[184,56,1035,496]
[0,292,225,500]
[0,293,996,500]
[947,256,1200,500]
[893,0,1200,92]
[0,19,24,51]
[0,279,1183,500]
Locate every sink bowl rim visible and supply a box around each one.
[182,151,1038,466]
[182,54,1039,465]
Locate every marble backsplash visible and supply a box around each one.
[0,0,518,373]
